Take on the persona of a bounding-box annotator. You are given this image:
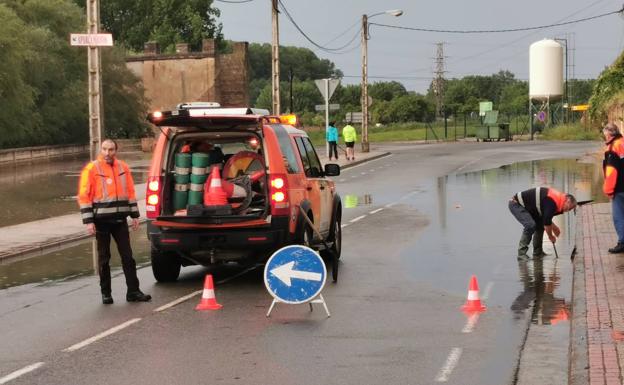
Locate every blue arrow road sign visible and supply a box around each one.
[264,245,327,304]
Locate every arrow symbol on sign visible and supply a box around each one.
[270,261,322,287]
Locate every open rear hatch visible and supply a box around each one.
[149,107,271,227]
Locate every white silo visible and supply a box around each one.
[529,39,563,101]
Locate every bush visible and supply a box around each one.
[540,123,601,141]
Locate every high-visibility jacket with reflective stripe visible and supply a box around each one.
[603,136,624,196]
[515,187,566,226]
[77,155,139,224]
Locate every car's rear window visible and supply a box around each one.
[271,125,301,174]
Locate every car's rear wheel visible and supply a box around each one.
[302,222,313,248]
[321,213,341,260]
[151,246,181,282]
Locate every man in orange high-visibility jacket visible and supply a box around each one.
[602,123,624,253]
[78,139,151,305]
[508,187,577,259]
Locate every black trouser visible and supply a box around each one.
[328,141,338,159]
[95,221,139,295]
[508,200,545,255]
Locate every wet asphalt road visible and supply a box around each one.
[0,141,603,385]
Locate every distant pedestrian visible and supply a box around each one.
[326,121,339,161]
[342,123,357,161]
[77,139,152,305]
[602,123,624,253]
[508,187,576,259]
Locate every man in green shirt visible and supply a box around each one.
[342,124,357,161]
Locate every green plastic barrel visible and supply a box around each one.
[188,190,204,205]
[174,173,190,184]
[192,152,209,168]
[173,191,188,210]
[175,153,192,168]
[190,173,207,184]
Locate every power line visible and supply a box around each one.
[277,0,360,53]
[369,7,623,34]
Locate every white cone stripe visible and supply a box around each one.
[467,290,480,300]
[202,288,216,299]
[210,178,222,187]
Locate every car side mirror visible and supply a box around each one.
[324,163,340,176]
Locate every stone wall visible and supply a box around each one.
[126,39,249,112]
[0,144,88,165]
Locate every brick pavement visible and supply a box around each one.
[578,203,624,385]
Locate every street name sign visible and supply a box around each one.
[315,104,340,112]
[264,245,330,317]
[70,33,113,47]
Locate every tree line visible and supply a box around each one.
[0,0,152,149]
[0,0,602,149]
[248,45,596,127]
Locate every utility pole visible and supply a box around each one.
[433,42,446,118]
[271,0,281,115]
[361,14,370,153]
[87,0,103,160]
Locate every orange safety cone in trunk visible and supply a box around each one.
[461,275,486,313]
[203,166,228,206]
[195,274,222,311]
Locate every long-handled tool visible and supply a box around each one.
[552,241,559,259]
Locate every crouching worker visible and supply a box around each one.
[78,139,152,305]
[508,187,577,259]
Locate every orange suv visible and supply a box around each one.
[145,103,342,282]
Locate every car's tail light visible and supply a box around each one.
[146,176,162,219]
[269,174,289,216]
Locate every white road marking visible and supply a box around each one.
[385,202,397,208]
[481,281,494,300]
[341,223,349,228]
[339,179,346,183]
[350,215,366,223]
[369,168,375,172]
[0,362,44,384]
[435,347,462,382]
[461,313,480,333]
[369,208,383,214]
[360,172,367,175]
[351,175,357,178]
[154,290,202,312]
[63,318,142,352]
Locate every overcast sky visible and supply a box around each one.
[214,0,624,93]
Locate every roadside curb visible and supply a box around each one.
[569,205,589,385]
[0,218,149,263]
[335,152,391,170]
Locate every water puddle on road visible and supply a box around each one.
[343,194,373,208]
[0,153,150,227]
[400,157,604,325]
[0,157,606,306]
[0,227,151,290]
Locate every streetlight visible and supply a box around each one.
[361,9,403,153]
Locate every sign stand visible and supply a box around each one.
[264,245,330,318]
[266,294,330,318]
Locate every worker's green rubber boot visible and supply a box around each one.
[532,231,549,258]
[518,232,532,259]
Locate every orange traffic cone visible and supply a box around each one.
[461,275,486,313]
[203,166,228,206]
[195,274,222,311]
